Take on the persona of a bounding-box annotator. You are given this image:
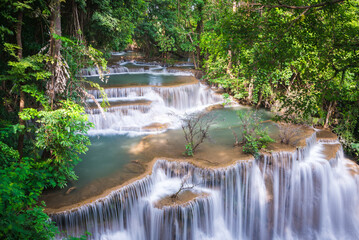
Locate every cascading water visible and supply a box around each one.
[80,61,190,77]
[51,58,359,239]
[85,67,223,135]
[52,132,359,240]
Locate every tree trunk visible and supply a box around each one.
[49,0,62,57]
[71,0,83,41]
[256,90,263,108]
[324,101,336,128]
[226,49,235,79]
[192,51,198,69]
[247,79,254,103]
[16,11,23,59]
[48,0,62,109]
[16,10,24,160]
[195,4,204,69]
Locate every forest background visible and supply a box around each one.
[0,0,358,238]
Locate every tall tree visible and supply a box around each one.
[47,0,65,108]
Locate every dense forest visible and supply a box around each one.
[0,0,358,238]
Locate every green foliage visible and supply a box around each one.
[334,103,359,158]
[222,93,231,106]
[351,143,359,157]
[0,53,51,123]
[184,143,194,157]
[0,160,58,240]
[199,0,359,157]
[0,124,21,163]
[0,1,110,238]
[58,35,107,77]
[2,52,51,83]
[0,0,358,238]
[54,35,109,107]
[0,100,93,238]
[236,111,274,158]
[157,35,177,53]
[0,124,58,239]
[135,0,204,63]
[20,100,93,187]
[85,0,147,51]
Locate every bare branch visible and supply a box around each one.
[182,112,216,155]
[78,88,106,119]
[170,174,200,200]
[230,127,241,147]
[277,123,302,146]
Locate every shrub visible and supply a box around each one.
[235,110,274,158]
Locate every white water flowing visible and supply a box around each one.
[61,62,359,239]
[85,69,223,135]
[80,62,193,77]
[52,133,359,239]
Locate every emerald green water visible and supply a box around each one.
[75,135,143,189]
[44,58,274,209]
[42,105,274,209]
[76,106,272,187]
[207,106,273,146]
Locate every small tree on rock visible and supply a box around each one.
[170,174,198,200]
[278,123,302,146]
[182,112,215,156]
[233,110,274,158]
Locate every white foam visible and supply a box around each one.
[87,83,223,135]
[53,138,359,240]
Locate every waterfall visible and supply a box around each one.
[86,83,223,135]
[81,63,223,135]
[67,61,359,239]
[51,132,359,239]
[81,67,130,76]
[80,64,194,77]
[111,52,126,56]
[87,83,220,110]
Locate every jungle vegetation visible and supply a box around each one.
[0,0,358,238]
